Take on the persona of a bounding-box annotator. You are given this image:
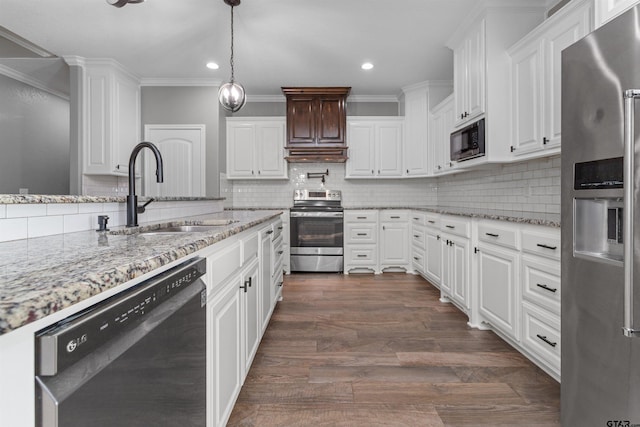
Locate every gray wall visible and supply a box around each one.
[0,74,70,194]
[141,86,220,197]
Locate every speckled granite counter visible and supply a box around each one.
[343,206,560,228]
[0,194,225,204]
[0,209,281,335]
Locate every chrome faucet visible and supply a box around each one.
[127,142,164,227]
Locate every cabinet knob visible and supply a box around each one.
[406,169,409,174]
[543,137,548,145]
[371,170,374,174]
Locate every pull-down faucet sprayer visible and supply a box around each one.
[126,142,164,227]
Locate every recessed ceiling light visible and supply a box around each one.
[206,62,220,70]
[361,62,374,70]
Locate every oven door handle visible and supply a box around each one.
[290,212,344,218]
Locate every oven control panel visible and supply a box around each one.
[294,189,341,201]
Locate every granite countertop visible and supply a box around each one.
[0,194,225,204]
[0,209,281,336]
[343,206,560,228]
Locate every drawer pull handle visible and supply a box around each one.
[536,243,557,250]
[536,283,557,293]
[390,216,401,219]
[413,217,420,220]
[485,233,499,238]
[414,235,420,238]
[357,254,367,258]
[413,257,420,261]
[357,216,367,219]
[266,230,274,235]
[278,251,284,255]
[357,233,368,236]
[428,220,436,224]
[278,226,283,230]
[446,225,455,229]
[536,334,557,348]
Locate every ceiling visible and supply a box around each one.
[0,0,546,98]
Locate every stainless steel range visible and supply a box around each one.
[290,189,343,272]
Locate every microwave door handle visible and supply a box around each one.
[623,89,640,338]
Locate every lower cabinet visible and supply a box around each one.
[260,226,274,333]
[380,210,410,271]
[424,226,442,285]
[477,243,519,340]
[442,233,471,311]
[242,258,260,373]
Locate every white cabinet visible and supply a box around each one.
[271,219,285,302]
[439,216,471,311]
[344,210,378,273]
[509,0,592,158]
[241,258,260,374]
[410,212,427,274]
[402,82,452,177]
[226,117,288,179]
[73,58,140,176]
[346,118,404,178]
[430,95,459,175]
[425,225,443,286]
[453,19,486,127]
[260,226,274,333]
[446,6,544,165]
[380,210,410,271]
[595,0,639,28]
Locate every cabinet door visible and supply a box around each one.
[450,235,470,310]
[478,244,519,340]
[466,19,486,121]
[260,230,273,333]
[376,122,403,177]
[113,74,141,172]
[453,42,468,126]
[404,90,429,176]
[256,121,286,178]
[544,4,591,149]
[425,230,442,284]
[511,40,544,155]
[316,96,346,145]
[346,122,376,177]
[440,238,452,295]
[243,259,260,373]
[286,97,316,145]
[208,279,242,427]
[227,123,256,178]
[380,222,409,267]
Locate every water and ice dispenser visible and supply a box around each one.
[573,157,624,263]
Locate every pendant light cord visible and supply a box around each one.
[230,5,235,83]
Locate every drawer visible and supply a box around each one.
[522,255,561,315]
[411,225,426,250]
[242,232,259,263]
[440,216,470,238]
[521,302,561,372]
[478,222,519,250]
[412,247,425,273]
[345,210,378,222]
[425,213,440,229]
[273,220,284,240]
[345,223,377,244]
[346,245,377,265]
[208,240,242,294]
[411,211,427,226]
[522,229,560,260]
[380,210,409,222]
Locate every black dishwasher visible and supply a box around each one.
[35,257,207,427]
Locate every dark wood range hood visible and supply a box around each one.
[282,87,351,163]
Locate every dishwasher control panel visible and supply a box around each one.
[35,257,206,376]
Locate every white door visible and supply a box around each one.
[511,40,543,155]
[256,121,286,177]
[450,236,470,310]
[425,230,442,284]
[466,18,486,121]
[376,122,403,177]
[346,122,375,177]
[144,125,205,197]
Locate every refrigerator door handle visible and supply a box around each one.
[623,89,640,338]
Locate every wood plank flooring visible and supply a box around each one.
[228,273,560,426]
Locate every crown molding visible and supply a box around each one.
[0,63,69,100]
[0,27,55,58]
[140,78,222,87]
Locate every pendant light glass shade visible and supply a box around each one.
[218,81,246,112]
[219,0,246,113]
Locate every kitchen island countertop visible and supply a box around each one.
[0,209,282,335]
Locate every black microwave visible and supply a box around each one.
[450,118,485,162]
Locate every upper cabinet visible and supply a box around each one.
[430,95,460,176]
[282,87,350,162]
[69,58,141,176]
[402,81,452,177]
[226,117,288,180]
[446,4,545,166]
[508,0,593,159]
[595,0,640,28]
[346,117,404,178]
[453,19,486,127]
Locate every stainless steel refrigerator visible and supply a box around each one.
[562,6,640,426]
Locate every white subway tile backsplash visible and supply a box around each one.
[0,205,5,219]
[78,203,105,214]
[28,216,64,238]
[0,218,28,242]
[64,213,96,233]
[7,204,47,218]
[47,204,79,216]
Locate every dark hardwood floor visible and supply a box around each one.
[228,273,560,426]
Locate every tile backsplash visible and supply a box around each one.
[227,156,561,215]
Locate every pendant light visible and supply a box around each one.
[218,0,246,112]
